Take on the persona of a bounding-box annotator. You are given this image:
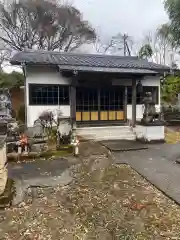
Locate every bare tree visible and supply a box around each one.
[157,23,178,67]
[0,40,11,71]
[156,24,172,65]
[95,32,133,55]
[141,31,160,63]
[0,0,96,52]
[141,26,178,65]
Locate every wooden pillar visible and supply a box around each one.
[124,86,127,121]
[70,74,77,129]
[22,64,27,126]
[132,79,137,127]
[98,88,101,121]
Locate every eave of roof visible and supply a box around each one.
[58,65,158,75]
[10,50,170,73]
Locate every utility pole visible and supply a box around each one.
[123,34,126,56]
[123,33,131,56]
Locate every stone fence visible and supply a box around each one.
[0,137,7,195]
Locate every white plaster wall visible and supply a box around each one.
[26,66,71,127]
[124,76,161,120]
[127,104,160,120]
[27,106,70,127]
[112,75,160,89]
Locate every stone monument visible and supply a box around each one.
[134,92,165,143]
[0,88,12,120]
[141,92,159,124]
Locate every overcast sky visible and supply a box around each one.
[72,0,169,40]
[5,0,170,72]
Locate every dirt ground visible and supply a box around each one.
[1,141,180,239]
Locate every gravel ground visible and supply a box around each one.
[1,141,180,239]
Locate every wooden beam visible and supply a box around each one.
[21,64,27,126]
[124,86,127,121]
[70,75,78,128]
[132,79,137,127]
[98,88,100,121]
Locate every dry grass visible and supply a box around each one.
[165,127,180,144]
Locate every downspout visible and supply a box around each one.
[21,62,27,126]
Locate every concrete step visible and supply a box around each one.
[76,126,133,133]
[76,130,134,136]
[76,126,136,141]
[79,135,136,141]
[76,126,131,130]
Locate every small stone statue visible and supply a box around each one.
[141,92,159,123]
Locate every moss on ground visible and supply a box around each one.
[39,147,73,159]
[7,146,73,162]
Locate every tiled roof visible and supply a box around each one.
[10,50,170,73]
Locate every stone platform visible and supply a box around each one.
[134,122,165,143]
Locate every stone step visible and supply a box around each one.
[76,129,133,133]
[76,127,133,134]
[76,126,131,130]
[76,131,134,136]
[76,126,135,141]
[80,136,136,141]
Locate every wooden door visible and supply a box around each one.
[76,87,98,122]
[100,87,124,121]
[76,86,125,122]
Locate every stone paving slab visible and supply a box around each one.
[8,158,71,180]
[12,169,73,206]
[6,158,76,206]
[100,140,148,151]
[113,143,180,205]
